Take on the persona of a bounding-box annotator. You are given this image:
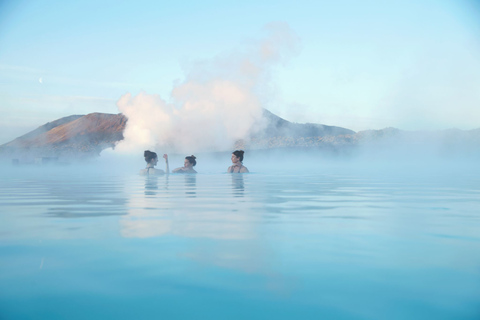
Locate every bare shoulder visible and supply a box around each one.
[240,166,249,173]
[227,166,233,173]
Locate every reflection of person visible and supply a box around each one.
[231,174,244,197]
[144,176,158,196]
[144,174,169,196]
[164,154,197,174]
[185,175,197,197]
[228,150,249,173]
[139,150,167,175]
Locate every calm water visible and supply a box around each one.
[0,164,479,319]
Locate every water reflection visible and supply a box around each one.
[1,168,480,320]
[0,174,130,240]
[185,175,196,198]
[120,175,257,241]
[231,174,244,197]
[144,176,158,196]
[144,175,169,196]
[40,179,129,218]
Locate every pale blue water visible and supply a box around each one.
[0,164,479,319]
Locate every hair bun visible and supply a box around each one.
[191,155,196,159]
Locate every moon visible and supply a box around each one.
[39,77,43,84]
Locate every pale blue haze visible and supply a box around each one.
[1,0,480,143]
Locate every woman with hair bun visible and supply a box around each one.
[140,150,168,175]
[164,154,197,173]
[228,150,249,173]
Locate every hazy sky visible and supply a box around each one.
[1,0,479,144]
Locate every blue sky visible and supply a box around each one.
[1,0,479,144]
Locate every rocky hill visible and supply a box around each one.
[0,109,356,160]
[1,109,478,161]
[0,113,127,160]
[258,109,355,138]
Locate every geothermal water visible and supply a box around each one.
[0,158,479,320]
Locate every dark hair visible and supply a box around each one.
[185,155,197,166]
[144,150,157,163]
[232,150,245,162]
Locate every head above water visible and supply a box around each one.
[144,150,158,164]
[185,155,197,167]
[232,150,245,163]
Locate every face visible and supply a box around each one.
[184,159,192,168]
[231,154,240,164]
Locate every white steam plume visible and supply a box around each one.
[115,22,300,154]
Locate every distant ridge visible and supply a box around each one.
[1,109,478,160]
[0,113,127,159]
[0,109,356,160]
[259,109,355,138]
[5,115,84,146]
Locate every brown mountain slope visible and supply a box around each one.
[1,113,127,159]
[34,112,126,147]
[3,115,84,148]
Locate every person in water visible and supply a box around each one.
[140,150,168,175]
[164,154,197,173]
[228,150,249,173]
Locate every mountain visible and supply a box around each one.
[259,109,355,138]
[240,109,356,150]
[8,115,84,143]
[0,113,127,160]
[0,109,355,160]
[1,110,478,161]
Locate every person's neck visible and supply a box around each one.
[233,161,242,167]
[146,163,155,168]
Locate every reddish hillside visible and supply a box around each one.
[0,113,127,159]
[32,113,126,146]
[3,115,83,148]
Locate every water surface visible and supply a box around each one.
[0,164,479,319]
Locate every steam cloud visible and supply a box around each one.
[115,22,300,154]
